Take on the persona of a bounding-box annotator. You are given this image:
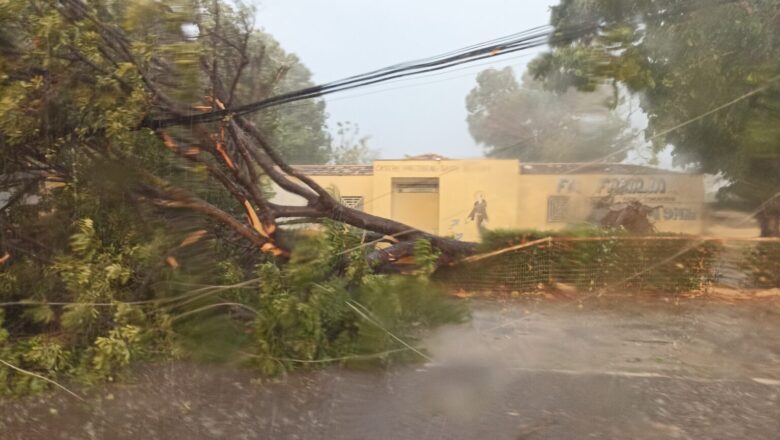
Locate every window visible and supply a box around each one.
[341,196,364,211]
[392,178,439,193]
[547,195,570,223]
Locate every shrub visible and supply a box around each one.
[247,223,467,376]
[0,218,468,395]
[744,242,780,288]
[435,227,721,293]
[0,219,178,396]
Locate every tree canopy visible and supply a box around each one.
[530,0,780,235]
[466,67,633,162]
[0,0,465,257]
[329,121,378,165]
[241,31,332,164]
[0,0,465,395]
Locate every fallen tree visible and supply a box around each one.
[0,1,476,395]
[0,0,475,268]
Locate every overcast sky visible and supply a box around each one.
[252,0,558,160]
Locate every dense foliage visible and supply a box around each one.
[466,68,633,162]
[0,0,460,397]
[435,228,722,293]
[530,0,780,235]
[0,218,180,395]
[745,242,780,288]
[0,217,465,396]
[248,227,465,375]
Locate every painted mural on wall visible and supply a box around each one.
[445,191,490,240]
[596,177,667,195]
[556,176,701,228]
[558,176,671,197]
[589,197,661,233]
[467,191,490,232]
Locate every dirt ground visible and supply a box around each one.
[2,294,779,439]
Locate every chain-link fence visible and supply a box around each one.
[433,236,780,293]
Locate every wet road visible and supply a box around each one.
[2,295,779,439]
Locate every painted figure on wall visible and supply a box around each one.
[588,196,661,234]
[467,192,489,232]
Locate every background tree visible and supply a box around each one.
[241,32,332,164]
[329,121,379,165]
[530,0,780,236]
[466,67,633,162]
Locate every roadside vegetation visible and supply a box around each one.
[0,0,465,397]
[1,0,778,401]
[1,216,465,396]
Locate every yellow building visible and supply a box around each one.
[274,156,705,242]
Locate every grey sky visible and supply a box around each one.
[253,0,558,160]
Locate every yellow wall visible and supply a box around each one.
[271,175,374,211]
[272,159,706,239]
[391,190,440,234]
[517,174,705,234]
[371,160,520,242]
[314,175,375,212]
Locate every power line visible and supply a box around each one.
[145,0,742,130]
[145,24,596,128]
[276,51,538,111]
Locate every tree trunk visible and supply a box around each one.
[46,0,477,269]
[757,210,780,237]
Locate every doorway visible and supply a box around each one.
[391,178,440,234]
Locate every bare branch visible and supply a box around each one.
[142,187,269,251]
[226,121,319,203]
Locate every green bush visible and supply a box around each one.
[744,242,780,288]
[478,226,609,252]
[248,223,467,376]
[550,237,720,293]
[436,228,721,293]
[0,219,179,396]
[1,220,467,395]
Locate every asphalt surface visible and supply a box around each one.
[2,295,779,439]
